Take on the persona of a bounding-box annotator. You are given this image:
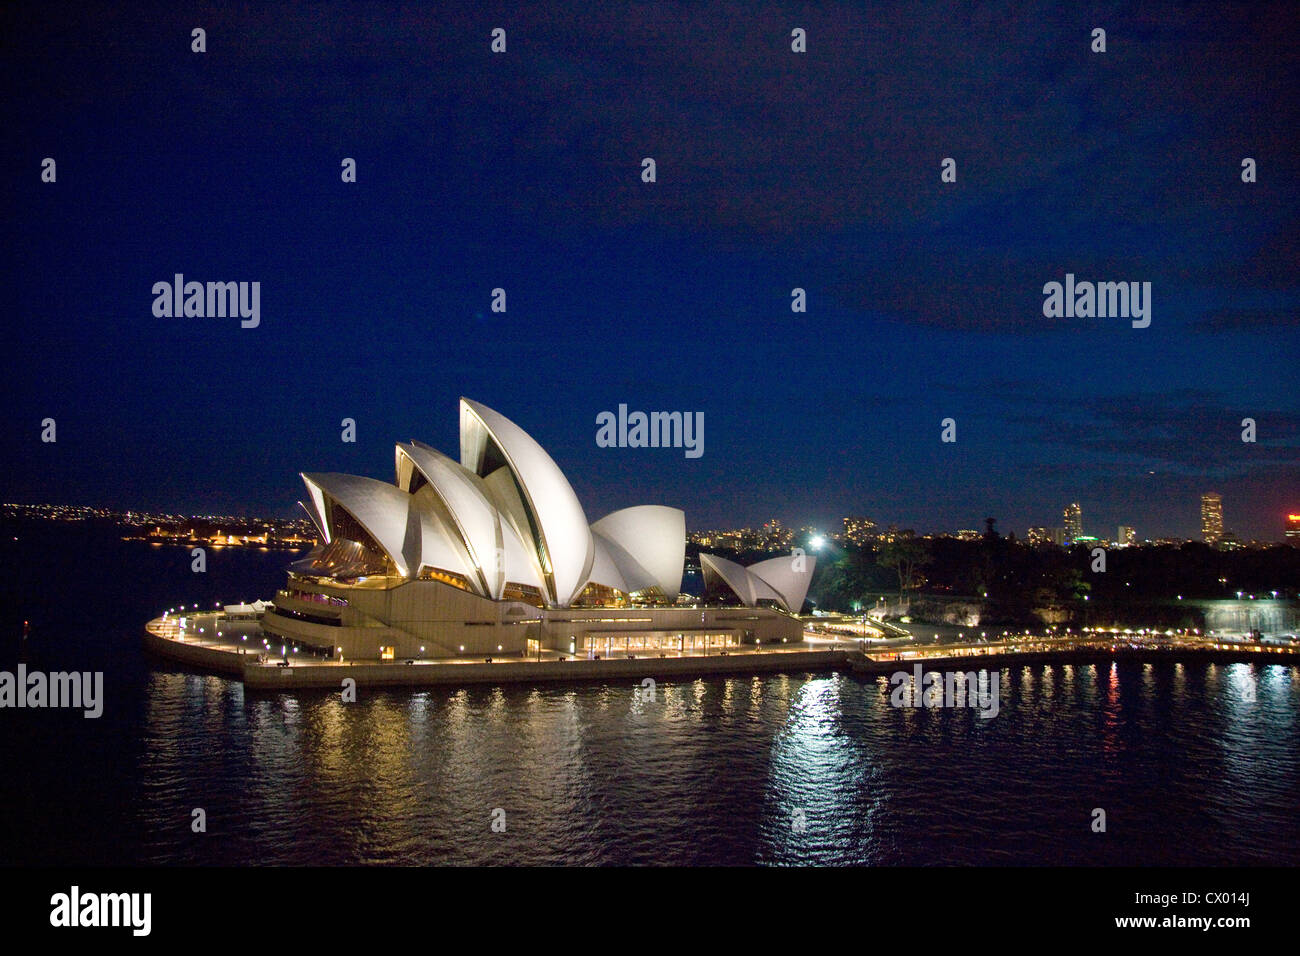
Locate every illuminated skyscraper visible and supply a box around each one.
[1201,493,1223,544]
[1285,514,1300,540]
[1063,502,1083,543]
[1117,525,1136,546]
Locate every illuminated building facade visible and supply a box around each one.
[1202,493,1223,544]
[1063,502,1083,544]
[760,519,794,550]
[262,399,807,660]
[842,515,878,546]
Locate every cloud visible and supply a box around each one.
[1191,308,1299,331]
[942,380,1300,476]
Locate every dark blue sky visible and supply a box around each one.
[2,2,1297,540]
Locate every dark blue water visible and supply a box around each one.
[2,524,1298,865]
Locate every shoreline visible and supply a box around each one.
[143,615,1300,691]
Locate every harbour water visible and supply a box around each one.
[2,524,1297,865]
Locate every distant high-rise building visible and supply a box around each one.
[1117,525,1136,547]
[1201,493,1223,544]
[1063,502,1083,543]
[760,519,792,550]
[1027,526,1052,547]
[842,515,877,546]
[1286,514,1300,540]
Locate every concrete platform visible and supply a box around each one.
[144,614,855,689]
[144,615,1300,692]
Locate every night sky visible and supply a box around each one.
[2,2,1297,540]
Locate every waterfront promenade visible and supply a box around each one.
[144,612,1300,691]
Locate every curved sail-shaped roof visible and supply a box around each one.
[479,467,548,595]
[700,552,793,610]
[747,554,817,614]
[397,442,502,596]
[301,472,418,577]
[301,477,332,544]
[591,506,685,599]
[586,534,630,593]
[459,398,593,606]
[407,484,481,588]
[293,400,686,607]
[298,498,329,543]
[495,512,547,596]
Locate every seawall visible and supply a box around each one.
[145,617,1300,692]
[142,626,247,676]
[240,648,853,690]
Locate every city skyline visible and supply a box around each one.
[0,0,1297,890]
[4,5,1297,541]
[7,485,1295,545]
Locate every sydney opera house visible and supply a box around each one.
[261,399,813,661]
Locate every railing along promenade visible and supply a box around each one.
[861,633,1299,665]
[144,612,1300,688]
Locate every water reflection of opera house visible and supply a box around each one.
[263,399,813,661]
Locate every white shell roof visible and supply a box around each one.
[700,552,779,606]
[746,554,817,614]
[495,511,547,596]
[591,505,685,599]
[459,398,594,606]
[408,484,481,585]
[298,498,328,543]
[301,472,420,578]
[480,466,548,595]
[700,552,813,612]
[293,400,686,608]
[586,534,631,594]
[397,442,503,596]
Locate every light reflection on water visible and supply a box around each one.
[6,660,1299,865]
